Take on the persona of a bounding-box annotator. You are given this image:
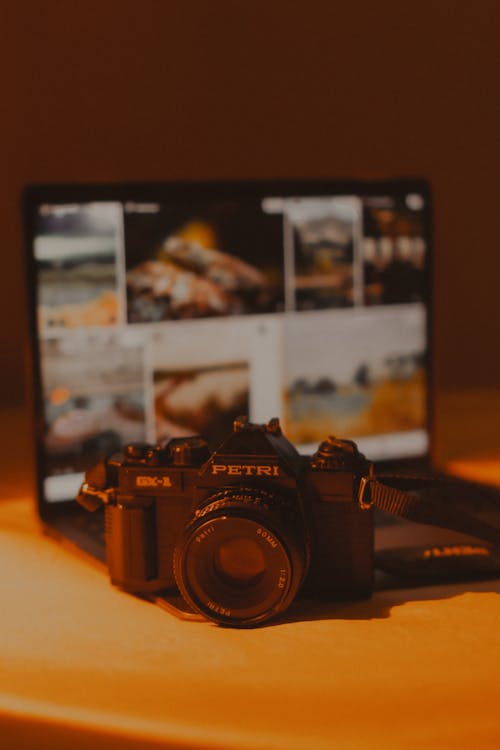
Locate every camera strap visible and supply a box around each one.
[359,474,500,547]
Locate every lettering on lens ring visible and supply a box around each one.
[207,600,231,617]
[423,545,490,558]
[257,527,278,548]
[195,525,216,544]
[278,568,287,589]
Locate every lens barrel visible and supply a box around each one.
[173,488,307,627]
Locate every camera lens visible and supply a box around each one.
[173,488,307,627]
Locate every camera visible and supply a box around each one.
[77,417,374,627]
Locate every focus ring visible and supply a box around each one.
[193,487,279,522]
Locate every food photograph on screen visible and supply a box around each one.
[149,316,283,449]
[123,199,285,323]
[154,361,250,448]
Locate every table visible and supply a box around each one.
[1,394,500,749]
[1,464,499,749]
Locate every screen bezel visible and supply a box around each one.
[22,177,433,522]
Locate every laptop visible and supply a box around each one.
[23,178,497,589]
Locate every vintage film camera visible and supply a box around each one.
[77,417,377,627]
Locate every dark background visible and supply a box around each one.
[1,0,499,408]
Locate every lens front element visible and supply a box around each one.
[214,536,267,588]
[174,490,306,627]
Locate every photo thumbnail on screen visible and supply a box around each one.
[123,200,284,322]
[362,194,427,306]
[34,202,123,331]
[148,317,280,449]
[154,362,249,450]
[280,197,361,311]
[41,331,146,477]
[284,306,426,448]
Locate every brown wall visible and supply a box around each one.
[1,1,499,407]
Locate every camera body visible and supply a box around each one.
[78,417,374,626]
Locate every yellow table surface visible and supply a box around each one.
[1,457,499,750]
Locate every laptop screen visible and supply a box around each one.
[24,180,431,505]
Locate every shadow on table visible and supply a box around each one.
[278,576,500,625]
